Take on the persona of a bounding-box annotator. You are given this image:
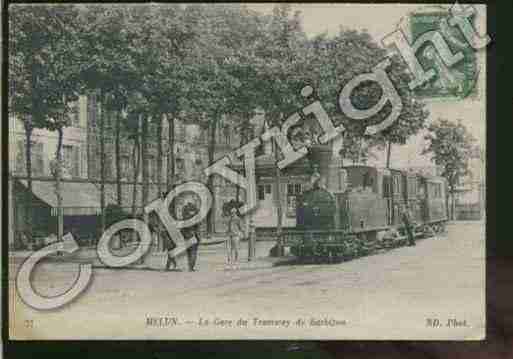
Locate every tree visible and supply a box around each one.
[9,5,83,241]
[76,5,138,228]
[303,29,429,166]
[423,119,477,220]
[8,6,78,239]
[251,4,310,251]
[178,4,266,233]
[120,4,197,207]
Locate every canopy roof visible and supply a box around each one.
[18,179,102,216]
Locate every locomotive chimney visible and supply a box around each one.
[307,144,342,192]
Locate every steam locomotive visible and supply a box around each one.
[281,147,448,261]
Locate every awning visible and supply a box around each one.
[18,180,102,216]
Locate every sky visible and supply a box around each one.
[247,3,487,168]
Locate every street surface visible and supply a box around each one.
[8,221,485,340]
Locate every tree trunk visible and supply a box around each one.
[55,127,64,242]
[23,120,33,239]
[235,128,241,203]
[141,115,149,207]
[166,115,176,218]
[356,137,363,164]
[131,135,140,218]
[235,121,249,204]
[386,140,392,168]
[451,192,456,221]
[99,92,106,234]
[115,110,122,207]
[156,114,163,197]
[166,114,175,192]
[274,139,283,255]
[445,190,450,220]
[206,116,218,234]
[26,58,37,240]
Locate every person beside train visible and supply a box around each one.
[401,204,416,246]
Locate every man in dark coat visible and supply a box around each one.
[182,201,201,271]
[401,204,416,246]
[162,228,178,271]
[149,211,177,271]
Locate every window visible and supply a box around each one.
[175,158,185,172]
[91,148,111,180]
[363,171,373,188]
[177,122,186,141]
[16,140,44,176]
[393,176,401,194]
[418,181,425,197]
[69,102,80,127]
[382,177,391,198]
[407,179,417,197]
[286,196,297,217]
[258,185,265,200]
[428,183,442,198]
[88,94,97,127]
[63,145,80,178]
[258,184,273,200]
[105,152,113,180]
[287,183,302,196]
[286,183,302,217]
[15,140,26,174]
[148,156,157,182]
[435,183,442,198]
[198,128,206,144]
[33,142,44,176]
[120,156,130,180]
[223,124,231,145]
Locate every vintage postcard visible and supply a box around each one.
[6,3,487,340]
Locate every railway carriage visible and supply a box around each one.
[281,145,448,261]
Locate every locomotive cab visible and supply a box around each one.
[296,181,336,230]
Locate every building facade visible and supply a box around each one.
[8,94,252,247]
[9,96,90,180]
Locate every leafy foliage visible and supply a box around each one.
[304,29,429,162]
[422,119,477,191]
[9,5,83,128]
[9,4,440,235]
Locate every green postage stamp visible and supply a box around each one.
[409,9,479,100]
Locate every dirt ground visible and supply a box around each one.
[8,222,486,342]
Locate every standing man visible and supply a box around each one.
[401,204,416,246]
[226,207,244,269]
[148,212,177,271]
[162,225,178,271]
[182,200,201,271]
